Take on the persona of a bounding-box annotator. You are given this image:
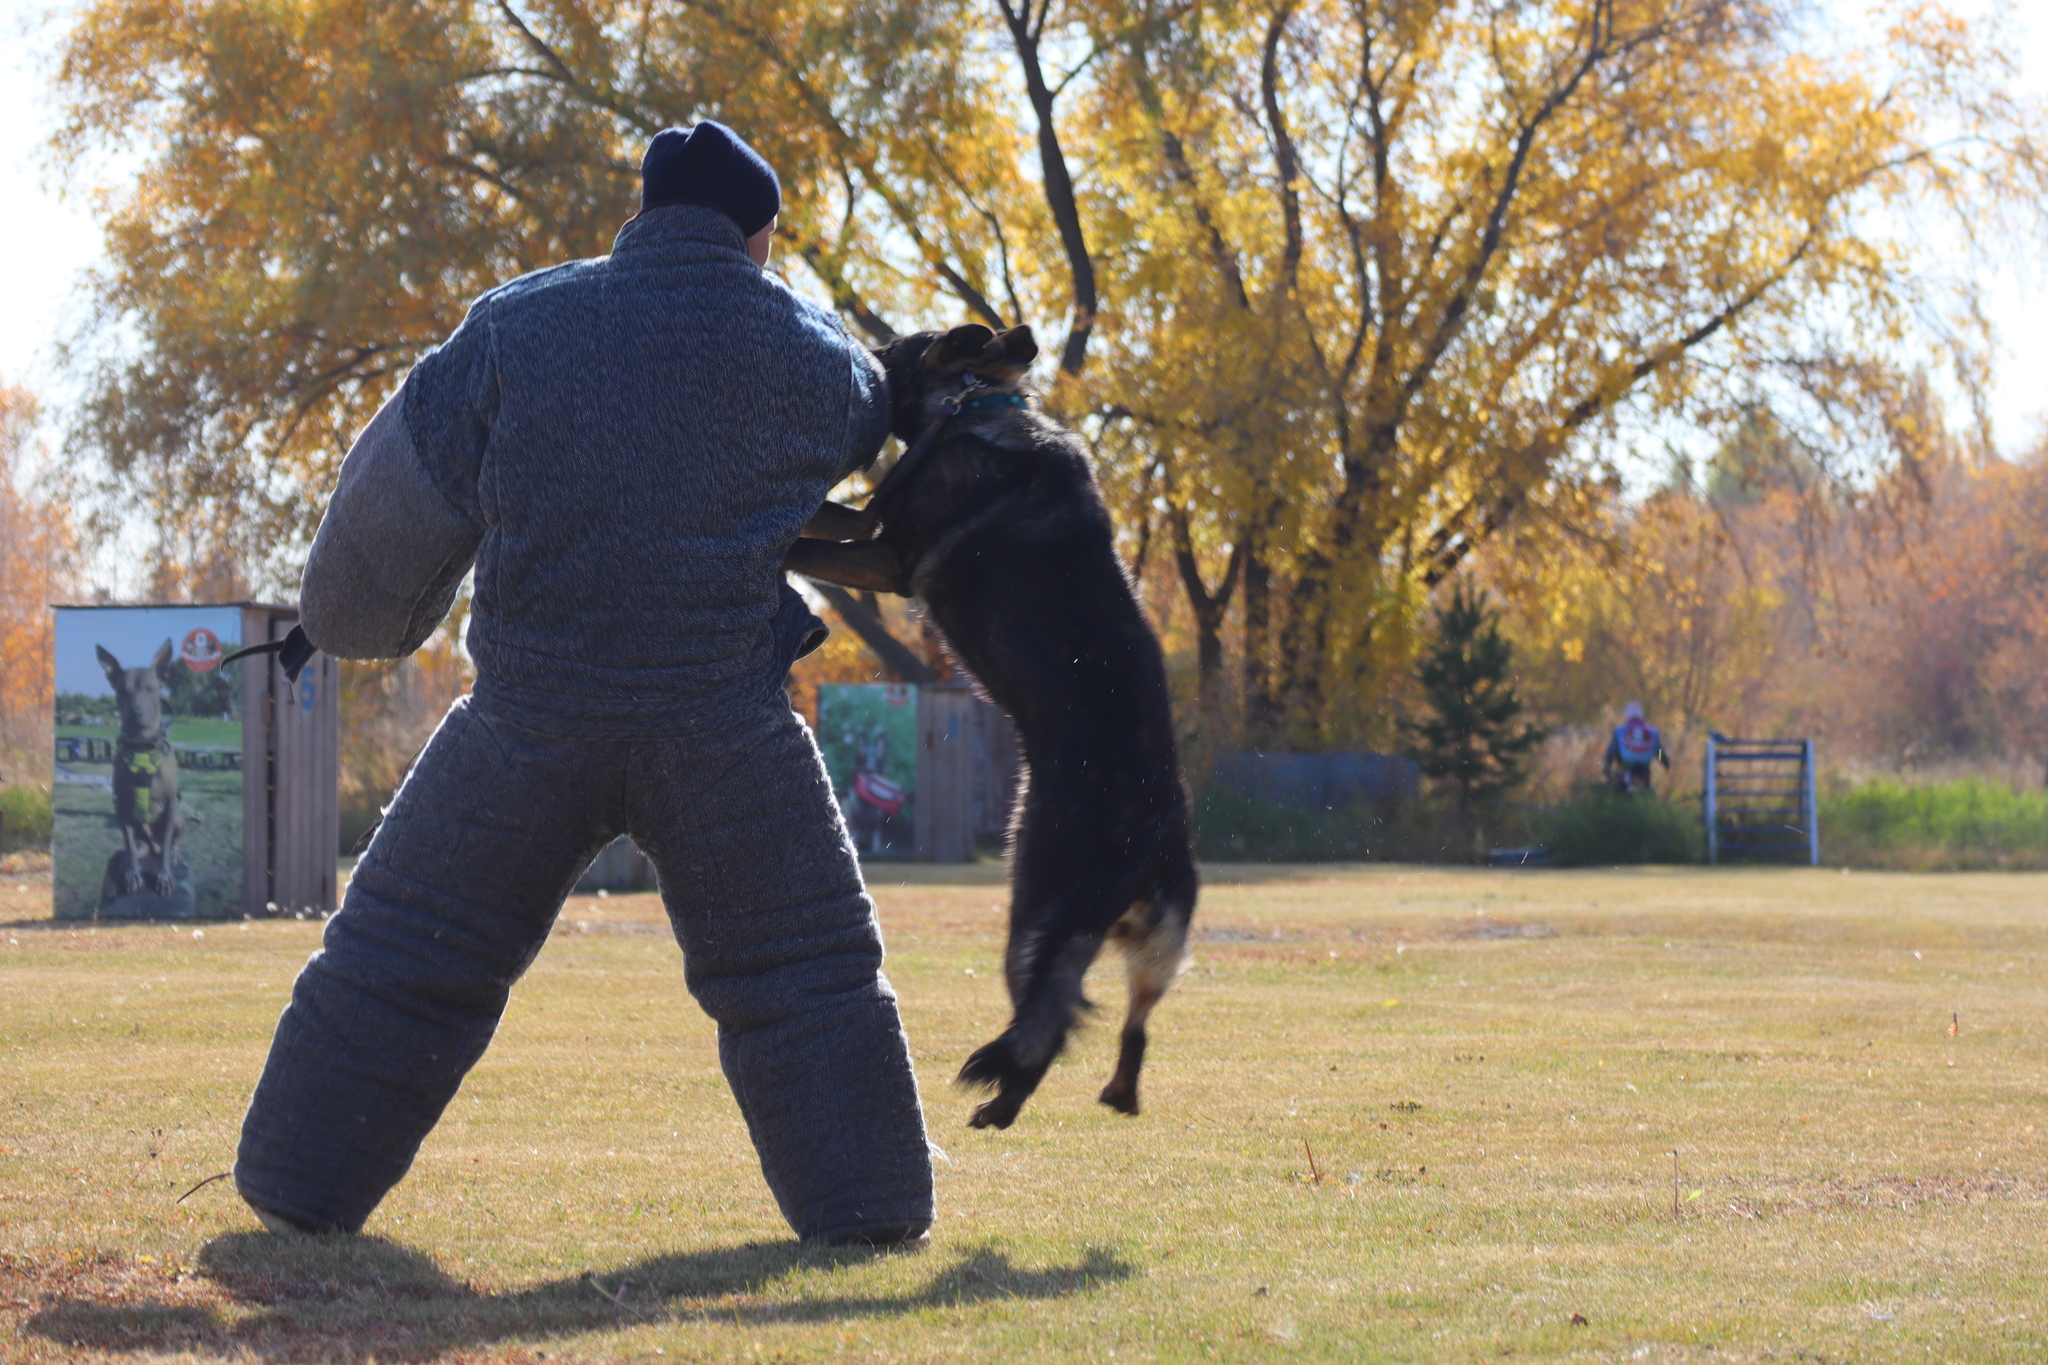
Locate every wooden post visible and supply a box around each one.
[915,685,977,862]
[239,605,272,917]
[240,604,338,917]
[1704,736,1718,867]
[1803,738,1820,867]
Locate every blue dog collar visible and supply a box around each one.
[959,392,1028,414]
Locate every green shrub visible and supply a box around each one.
[1821,779,2048,869]
[1194,786,1389,862]
[1536,788,1702,866]
[339,800,385,859]
[0,783,54,853]
[1195,786,1548,863]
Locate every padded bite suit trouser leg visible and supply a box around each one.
[233,698,611,1233]
[624,703,932,1243]
[233,696,933,1241]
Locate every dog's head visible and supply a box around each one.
[873,324,1038,441]
[96,640,174,740]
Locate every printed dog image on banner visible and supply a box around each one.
[52,607,245,919]
[816,684,918,858]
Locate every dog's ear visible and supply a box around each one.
[930,324,996,367]
[969,324,1038,381]
[997,326,1037,364]
[96,645,122,680]
[873,332,935,382]
[152,638,176,682]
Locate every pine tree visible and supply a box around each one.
[1403,584,1546,830]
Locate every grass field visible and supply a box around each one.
[3,863,2047,1362]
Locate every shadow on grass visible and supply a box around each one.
[23,1233,1134,1362]
[0,917,252,930]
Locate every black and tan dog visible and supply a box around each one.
[789,323,1197,1129]
[96,640,183,895]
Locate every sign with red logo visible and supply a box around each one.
[179,628,223,673]
[51,604,249,920]
[818,684,920,858]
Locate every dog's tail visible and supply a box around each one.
[956,927,1098,1095]
[954,853,1164,1129]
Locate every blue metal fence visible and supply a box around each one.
[1704,735,1818,865]
[1211,751,1420,811]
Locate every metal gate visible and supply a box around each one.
[1704,735,1818,865]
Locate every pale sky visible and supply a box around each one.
[3,0,2045,475]
[2,0,101,445]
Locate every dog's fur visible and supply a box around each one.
[788,323,1197,1129]
[96,640,183,895]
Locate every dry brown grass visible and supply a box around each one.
[3,862,2047,1362]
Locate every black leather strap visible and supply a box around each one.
[865,389,1027,529]
[219,624,318,685]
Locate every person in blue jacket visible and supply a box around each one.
[233,123,935,1247]
[1603,701,1671,794]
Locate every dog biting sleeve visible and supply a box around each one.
[299,309,492,660]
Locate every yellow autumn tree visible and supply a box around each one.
[1488,487,1783,735]
[51,0,2048,751]
[1069,0,2048,746]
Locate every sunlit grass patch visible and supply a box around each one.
[3,864,2047,1361]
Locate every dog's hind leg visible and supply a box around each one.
[1097,896,1191,1116]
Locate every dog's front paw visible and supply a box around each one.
[123,865,147,895]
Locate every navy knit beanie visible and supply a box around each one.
[639,122,781,237]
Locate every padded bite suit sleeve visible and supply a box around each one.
[843,339,891,476]
[299,304,494,660]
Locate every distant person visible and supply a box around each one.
[232,122,933,1248]
[1604,702,1669,794]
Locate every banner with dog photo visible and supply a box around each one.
[52,606,244,919]
[817,684,919,859]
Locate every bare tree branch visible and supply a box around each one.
[996,0,1099,374]
[805,581,936,683]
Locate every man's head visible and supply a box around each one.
[640,122,780,264]
[1623,701,1644,722]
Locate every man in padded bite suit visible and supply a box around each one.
[233,122,934,1248]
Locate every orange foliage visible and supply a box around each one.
[1489,443,2048,786]
[784,592,956,728]
[0,385,73,773]
[1833,456,2048,773]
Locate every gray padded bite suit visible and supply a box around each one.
[233,206,934,1242]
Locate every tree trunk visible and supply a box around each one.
[1241,522,1277,745]
[1275,568,1326,740]
[807,583,935,684]
[996,0,1097,376]
[1169,505,1244,727]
